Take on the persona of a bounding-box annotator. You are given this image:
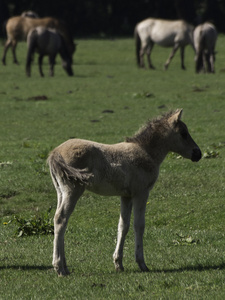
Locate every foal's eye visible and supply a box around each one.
[181,130,188,139]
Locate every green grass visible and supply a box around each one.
[0,37,225,299]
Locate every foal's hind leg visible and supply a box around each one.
[133,191,149,272]
[113,196,132,271]
[53,181,85,276]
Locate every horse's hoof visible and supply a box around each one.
[114,262,124,272]
[138,262,150,272]
[56,268,70,277]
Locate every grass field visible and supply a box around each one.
[0,36,225,299]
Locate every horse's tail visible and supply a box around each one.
[134,24,141,67]
[26,29,38,76]
[47,151,92,186]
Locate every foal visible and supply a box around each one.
[47,110,201,276]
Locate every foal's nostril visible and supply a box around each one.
[191,148,202,162]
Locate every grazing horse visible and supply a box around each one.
[26,26,73,77]
[194,22,217,73]
[47,109,202,276]
[134,18,194,70]
[2,16,75,65]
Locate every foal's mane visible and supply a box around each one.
[126,111,174,144]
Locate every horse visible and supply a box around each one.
[193,22,217,73]
[2,16,75,65]
[134,18,194,70]
[26,26,73,77]
[47,109,202,276]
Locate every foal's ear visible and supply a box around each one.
[168,109,183,125]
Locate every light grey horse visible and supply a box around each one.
[194,22,217,73]
[134,18,194,70]
[47,110,202,276]
[26,26,74,77]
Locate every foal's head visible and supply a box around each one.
[166,109,201,162]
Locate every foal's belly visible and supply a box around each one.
[86,181,130,197]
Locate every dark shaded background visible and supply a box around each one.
[0,0,225,37]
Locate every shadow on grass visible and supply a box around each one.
[0,265,53,271]
[1,262,225,274]
[151,262,225,273]
[122,262,225,274]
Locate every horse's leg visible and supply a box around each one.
[133,191,149,272]
[147,41,155,69]
[38,55,44,77]
[139,39,149,69]
[139,47,145,69]
[180,46,186,70]
[164,43,180,70]
[26,50,32,77]
[49,55,56,77]
[202,52,207,73]
[53,181,85,276]
[209,53,215,73]
[113,196,132,271]
[11,40,19,64]
[2,39,12,65]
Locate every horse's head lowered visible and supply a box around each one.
[167,109,202,162]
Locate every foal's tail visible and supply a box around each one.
[134,25,141,67]
[47,151,92,185]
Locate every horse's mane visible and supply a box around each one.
[126,111,174,144]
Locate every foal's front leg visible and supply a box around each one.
[133,191,149,272]
[113,196,132,271]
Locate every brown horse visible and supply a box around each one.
[47,110,202,276]
[2,16,75,65]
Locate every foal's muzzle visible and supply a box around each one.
[191,148,202,162]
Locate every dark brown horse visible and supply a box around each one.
[2,16,75,65]
[26,26,74,77]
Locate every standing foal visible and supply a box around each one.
[47,110,201,276]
